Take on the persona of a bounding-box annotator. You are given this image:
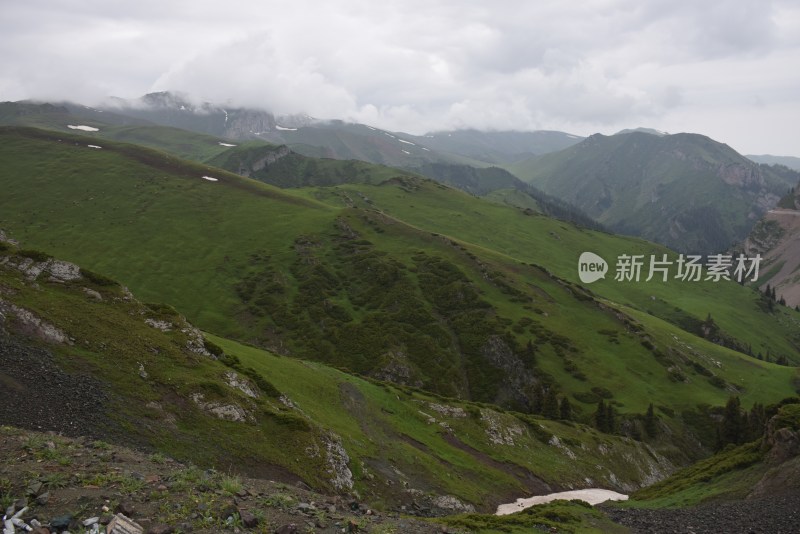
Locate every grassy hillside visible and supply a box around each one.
[0,126,798,464]
[0,244,674,513]
[509,132,799,254]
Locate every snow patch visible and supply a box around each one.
[422,147,430,151]
[67,125,99,132]
[384,132,396,138]
[398,139,416,146]
[218,142,236,147]
[402,150,411,155]
[496,489,628,515]
[566,134,580,139]
[202,176,219,182]
[87,145,102,149]
[366,126,376,131]
[276,125,297,131]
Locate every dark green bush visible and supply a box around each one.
[18,249,51,262]
[80,268,119,287]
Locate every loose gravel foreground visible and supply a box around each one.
[603,492,800,534]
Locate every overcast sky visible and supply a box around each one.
[2,0,799,155]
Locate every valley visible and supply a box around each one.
[0,98,799,533]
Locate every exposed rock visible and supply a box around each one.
[0,300,70,344]
[431,495,476,514]
[190,393,252,422]
[479,335,535,407]
[372,349,422,387]
[481,409,524,446]
[0,229,18,245]
[424,402,467,418]
[548,435,577,460]
[323,432,353,491]
[224,371,259,398]
[181,326,211,357]
[82,287,103,301]
[144,318,172,332]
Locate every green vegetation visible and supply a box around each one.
[437,500,628,534]
[508,131,799,254]
[2,125,800,520]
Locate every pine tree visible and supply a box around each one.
[721,396,744,445]
[543,388,560,420]
[594,400,607,432]
[531,386,544,415]
[606,403,616,434]
[644,403,657,437]
[559,397,572,421]
[747,402,766,441]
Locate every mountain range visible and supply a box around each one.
[1,92,800,530]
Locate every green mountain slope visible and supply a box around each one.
[1,126,798,466]
[0,244,676,512]
[0,101,251,162]
[509,132,800,254]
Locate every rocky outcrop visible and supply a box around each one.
[0,300,71,344]
[190,393,253,423]
[480,335,536,408]
[224,371,259,398]
[322,432,353,491]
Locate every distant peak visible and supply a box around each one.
[614,127,668,137]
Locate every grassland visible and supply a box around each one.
[0,125,798,467]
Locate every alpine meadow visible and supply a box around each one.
[2,2,800,532]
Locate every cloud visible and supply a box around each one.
[0,0,798,153]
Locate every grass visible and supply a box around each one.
[436,499,629,533]
[1,126,800,507]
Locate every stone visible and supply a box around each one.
[36,491,50,505]
[107,514,144,534]
[115,501,136,516]
[50,515,73,530]
[274,524,298,534]
[82,517,99,526]
[26,481,44,496]
[145,525,174,534]
[238,509,258,528]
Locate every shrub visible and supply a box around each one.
[80,268,119,287]
[203,338,224,357]
[17,249,51,262]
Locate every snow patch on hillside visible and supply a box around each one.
[68,125,99,132]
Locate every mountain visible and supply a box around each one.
[747,154,800,172]
[740,185,800,307]
[100,92,584,168]
[402,129,584,164]
[2,125,798,406]
[3,123,800,526]
[509,131,800,254]
[0,243,673,514]
[614,127,668,136]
